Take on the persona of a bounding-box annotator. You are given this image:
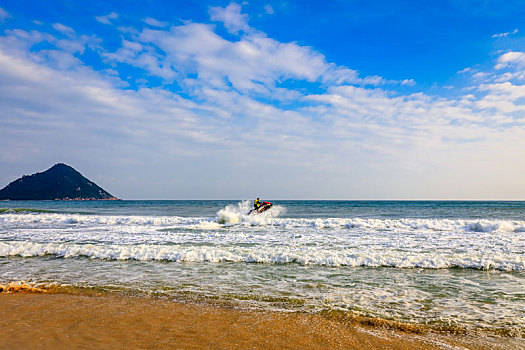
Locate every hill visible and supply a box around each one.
[0,163,118,200]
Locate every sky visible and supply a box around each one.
[0,0,524,200]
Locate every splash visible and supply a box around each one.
[216,200,285,225]
[216,201,250,224]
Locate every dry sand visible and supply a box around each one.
[1,292,523,349]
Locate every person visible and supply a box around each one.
[254,198,261,210]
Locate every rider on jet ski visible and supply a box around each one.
[254,198,261,210]
[250,197,272,214]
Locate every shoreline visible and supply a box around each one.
[1,288,522,349]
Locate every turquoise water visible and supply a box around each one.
[1,200,524,336]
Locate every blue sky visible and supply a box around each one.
[0,0,524,199]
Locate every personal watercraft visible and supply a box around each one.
[249,201,273,215]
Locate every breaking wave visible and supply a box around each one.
[2,205,524,271]
[216,200,286,225]
[1,241,524,271]
[1,211,524,233]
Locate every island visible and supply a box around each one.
[0,163,118,200]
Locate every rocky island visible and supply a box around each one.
[0,163,118,200]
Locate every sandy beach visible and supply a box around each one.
[1,290,522,350]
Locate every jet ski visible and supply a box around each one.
[249,201,273,215]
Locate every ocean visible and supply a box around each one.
[1,200,524,337]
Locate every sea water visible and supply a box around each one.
[1,200,524,336]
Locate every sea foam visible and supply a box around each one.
[1,240,524,271]
[1,212,524,233]
[1,209,525,271]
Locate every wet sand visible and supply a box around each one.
[0,292,522,349]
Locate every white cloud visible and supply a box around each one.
[143,17,169,28]
[209,2,250,34]
[0,7,10,21]
[99,2,414,98]
[264,5,275,15]
[493,51,525,82]
[491,28,518,38]
[401,79,416,86]
[96,12,119,25]
[52,23,75,37]
[104,17,387,96]
[476,82,525,114]
[0,29,57,57]
[1,27,101,62]
[495,51,525,69]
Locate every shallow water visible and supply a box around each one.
[1,200,524,336]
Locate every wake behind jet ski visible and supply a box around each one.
[249,198,273,215]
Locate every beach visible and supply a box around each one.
[2,289,522,349]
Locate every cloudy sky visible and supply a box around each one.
[0,0,524,199]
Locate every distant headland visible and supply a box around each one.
[0,163,118,201]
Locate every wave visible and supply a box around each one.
[272,217,525,233]
[1,241,523,271]
[2,210,524,233]
[0,212,207,226]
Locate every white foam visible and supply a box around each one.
[216,200,286,225]
[0,212,203,227]
[1,208,525,271]
[2,211,523,233]
[216,201,249,224]
[1,241,524,271]
[0,208,525,233]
